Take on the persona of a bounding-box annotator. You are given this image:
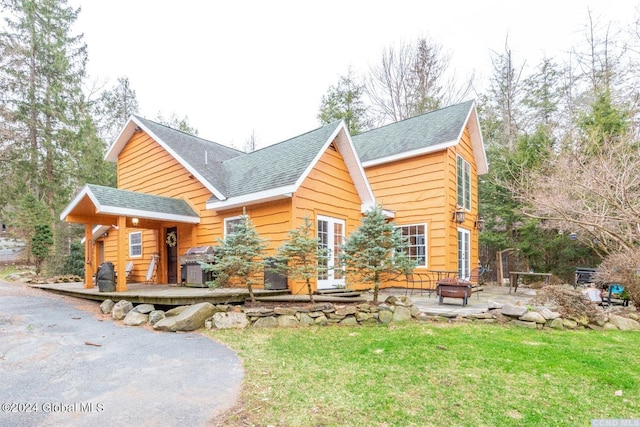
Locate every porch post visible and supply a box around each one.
[84,224,94,289]
[116,216,128,292]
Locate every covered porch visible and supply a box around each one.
[60,184,201,292]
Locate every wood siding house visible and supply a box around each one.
[60,101,486,294]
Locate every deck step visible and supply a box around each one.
[315,289,361,297]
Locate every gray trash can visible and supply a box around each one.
[97,262,115,292]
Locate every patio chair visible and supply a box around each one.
[115,261,134,282]
[405,272,432,297]
[458,267,481,299]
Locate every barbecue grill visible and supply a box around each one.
[180,246,215,287]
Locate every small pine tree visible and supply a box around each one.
[61,241,86,277]
[31,224,53,275]
[342,206,416,303]
[275,216,328,304]
[203,213,267,303]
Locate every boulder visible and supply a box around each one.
[536,307,560,320]
[112,300,133,320]
[274,307,297,316]
[165,306,189,317]
[133,304,155,314]
[608,315,640,331]
[487,300,504,310]
[253,316,278,328]
[410,305,420,317]
[147,310,165,326]
[314,314,328,326]
[154,316,178,332]
[173,302,217,331]
[244,307,274,317]
[510,320,537,329]
[467,312,495,320]
[603,322,619,331]
[501,304,528,317]
[299,312,315,326]
[212,312,249,329]
[519,311,547,324]
[100,299,114,315]
[548,318,564,329]
[339,316,358,326]
[562,318,578,329]
[309,303,334,312]
[277,315,299,327]
[392,306,412,322]
[378,310,393,324]
[335,306,357,316]
[123,311,148,326]
[385,295,413,307]
[355,311,372,322]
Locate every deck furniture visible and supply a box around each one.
[404,272,433,297]
[509,271,552,293]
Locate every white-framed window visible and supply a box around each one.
[129,231,142,258]
[396,224,427,267]
[224,215,244,238]
[457,155,471,211]
[317,215,345,289]
[458,227,471,279]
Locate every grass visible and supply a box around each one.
[207,322,640,426]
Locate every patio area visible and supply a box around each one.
[378,284,536,317]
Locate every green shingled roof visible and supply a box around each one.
[86,184,199,219]
[134,116,244,193]
[221,121,342,198]
[352,100,474,163]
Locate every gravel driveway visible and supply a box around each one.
[0,280,243,426]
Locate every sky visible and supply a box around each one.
[69,0,638,150]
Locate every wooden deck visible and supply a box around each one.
[30,282,290,306]
[30,282,368,306]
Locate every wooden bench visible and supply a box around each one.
[436,278,473,307]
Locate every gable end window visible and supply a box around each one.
[129,231,142,258]
[457,155,471,211]
[397,224,427,267]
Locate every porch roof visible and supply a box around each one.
[60,184,200,224]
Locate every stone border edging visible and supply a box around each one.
[98,295,640,332]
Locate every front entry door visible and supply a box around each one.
[166,227,178,284]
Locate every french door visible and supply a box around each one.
[458,227,471,280]
[317,216,345,289]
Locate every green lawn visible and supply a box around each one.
[208,322,640,426]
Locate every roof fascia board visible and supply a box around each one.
[362,139,458,168]
[452,101,488,175]
[206,186,296,211]
[60,184,95,220]
[97,205,200,224]
[105,116,227,201]
[333,125,377,206]
[468,105,489,175]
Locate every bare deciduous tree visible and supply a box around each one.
[366,37,472,125]
[510,135,640,256]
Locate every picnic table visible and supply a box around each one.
[509,271,552,294]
